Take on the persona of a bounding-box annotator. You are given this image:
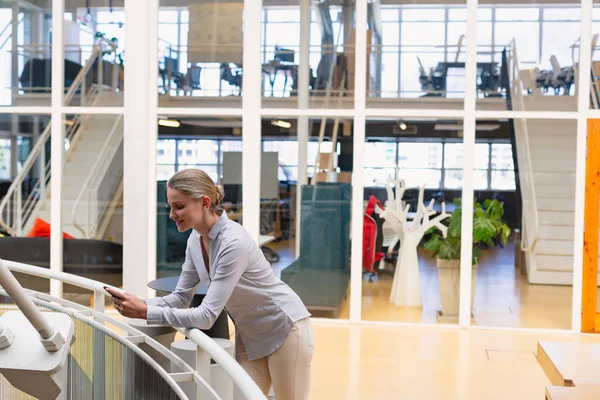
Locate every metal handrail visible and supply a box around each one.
[71,115,123,238]
[1,258,267,400]
[508,38,539,253]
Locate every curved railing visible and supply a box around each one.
[1,259,266,400]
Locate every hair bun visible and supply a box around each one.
[215,184,225,203]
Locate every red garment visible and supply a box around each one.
[363,195,384,273]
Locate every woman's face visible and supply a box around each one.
[167,188,205,232]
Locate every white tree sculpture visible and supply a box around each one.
[377,175,450,307]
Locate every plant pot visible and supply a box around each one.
[436,258,477,323]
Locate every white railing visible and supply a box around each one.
[0,15,24,51]
[1,258,267,400]
[0,40,117,236]
[72,115,123,239]
[571,35,600,110]
[0,86,102,236]
[507,39,539,253]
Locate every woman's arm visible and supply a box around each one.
[146,246,200,309]
[146,238,248,329]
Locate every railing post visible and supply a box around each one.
[81,73,86,106]
[97,52,103,89]
[15,185,21,237]
[93,289,105,316]
[195,345,211,400]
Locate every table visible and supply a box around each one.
[148,276,230,339]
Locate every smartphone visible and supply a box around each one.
[103,286,124,300]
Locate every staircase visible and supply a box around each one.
[32,104,123,239]
[517,108,578,285]
[508,38,584,285]
[0,39,124,240]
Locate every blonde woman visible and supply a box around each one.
[107,168,314,399]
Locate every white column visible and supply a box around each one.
[10,2,18,178]
[572,0,593,334]
[50,0,65,298]
[350,0,367,322]
[242,0,263,243]
[11,1,18,107]
[296,0,310,256]
[123,0,157,297]
[458,0,478,327]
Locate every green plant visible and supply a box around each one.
[423,198,511,265]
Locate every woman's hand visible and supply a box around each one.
[105,287,148,320]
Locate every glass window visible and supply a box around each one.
[157,139,176,164]
[158,24,179,47]
[263,141,299,166]
[444,169,488,190]
[178,164,219,182]
[448,8,492,21]
[382,23,400,46]
[96,10,125,24]
[495,22,539,63]
[401,22,445,46]
[158,10,179,23]
[400,169,442,189]
[178,139,218,164]
[541,22,580,69]
[364,168,396,187]
[495,8,540,21]
[491,170,516,190]
[381,8,399,22]
[0,138,10,180]
[543,8,581,21]
[444,143,489,170]
[364,142,396,167]
[221,140,243,152]
[381,53,399,96]
[266,9,300,22]
[401,8,445,21]
[398,142,443,169]
[157,164,175,181]
[491,144,514,170]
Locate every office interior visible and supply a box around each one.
[0,0,599,398]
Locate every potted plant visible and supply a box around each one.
[424,198,510,323]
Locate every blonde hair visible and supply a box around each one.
[167,169,225,210]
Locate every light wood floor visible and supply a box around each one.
[102,309,600,400]
[309,322,600,400]
[268,240,573,330]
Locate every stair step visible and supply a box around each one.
[536,184,575,198]
[538,225,576,240]
[535,172,575,185]
[535,239,574,256]
[538,211,575,226]
[537,198,575,212]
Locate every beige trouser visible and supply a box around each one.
[235,318,314,400]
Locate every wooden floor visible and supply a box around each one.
[268,240,573,330]
[309,322,600,400]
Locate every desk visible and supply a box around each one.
[148,276,230,339]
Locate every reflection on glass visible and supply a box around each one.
[444,168,488,190]
[398,142,443,169]
[401,169,442,189]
